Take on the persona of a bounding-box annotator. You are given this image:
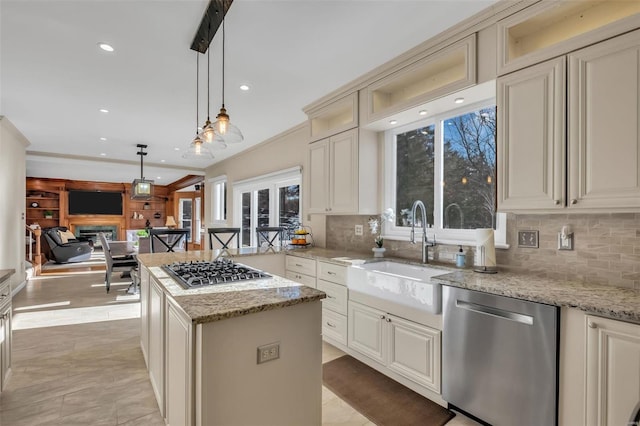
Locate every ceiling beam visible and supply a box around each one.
[190,0,233,53]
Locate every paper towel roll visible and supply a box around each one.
[475,228,496,268]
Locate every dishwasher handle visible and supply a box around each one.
[455,299,534,325]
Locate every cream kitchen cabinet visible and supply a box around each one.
[307,128,378,215]
[165,295,193,426]
[285,255,317,288]
[140,266,150,366]
[348,300,441,393]
[148,276,165,417]
[0,281,11,392]
[586,315,640,426]
[317,261,348,348]
[498,29,640,212]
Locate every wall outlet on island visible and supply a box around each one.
[257,342,280,364]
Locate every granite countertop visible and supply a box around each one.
[138,250,324,325]
[290,248,640,324]
[0,269,15,285]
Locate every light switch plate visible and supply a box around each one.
[518,230,539,248]
[354,225,363,236]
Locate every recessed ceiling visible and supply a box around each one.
[1,0,499,185]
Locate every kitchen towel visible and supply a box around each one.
[475,228,496,268]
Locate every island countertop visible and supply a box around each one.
[138,249,325,324]
[0,269,14,285]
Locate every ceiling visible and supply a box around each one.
[1,0,498,186]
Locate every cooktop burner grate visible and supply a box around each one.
[162,258,271,289]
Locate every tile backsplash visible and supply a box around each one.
[326,213,640,290]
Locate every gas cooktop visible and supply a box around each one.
[162,259,271,289]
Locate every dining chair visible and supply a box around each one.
[149,228,190,253]
[256,226,285,247]
[99,233,138,293]
[207,227,241,249]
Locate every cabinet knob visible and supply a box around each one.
[386,317,391,322]
[380,315,385,320]
[571,199,577,205]
[325,321,336,328]
[588,321,597,329]
[554,200,560,205]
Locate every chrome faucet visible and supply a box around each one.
[410,200,436,263]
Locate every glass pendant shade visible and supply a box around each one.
[200,119,215,143]
[213,106,244,143]
[183,135,213,159]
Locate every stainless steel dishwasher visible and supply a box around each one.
[442,286,559,426]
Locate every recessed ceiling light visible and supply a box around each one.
[100,153,106,156]
[156,176,162,180]
[98,42,114,52]
[160,159,166,163]
[99,137,107,141]
[418,110,427,116]
[454,97,465,104]
[174,147,180,151]
[389,120,398,125]
[239,84,250,91]
[99,108,109,113]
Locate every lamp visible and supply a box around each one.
[131,144,154,200]
[212,4,243,144]
[165,216,177,229]
[183,52,214,160]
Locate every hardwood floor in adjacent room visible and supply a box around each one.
[2,269,479,425]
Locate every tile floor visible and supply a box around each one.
[1,267,480,425]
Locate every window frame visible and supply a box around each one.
[232,167,302,247]
[208,174,227,225]
[383,99,507,247]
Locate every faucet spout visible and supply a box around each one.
[410,200,435,263]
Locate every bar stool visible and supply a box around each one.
[256,226,285,247]
[149,228,190,253]
[208,227,241,249]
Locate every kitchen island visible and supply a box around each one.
[137,249,325,426]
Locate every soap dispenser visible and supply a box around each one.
[456,245,466,268]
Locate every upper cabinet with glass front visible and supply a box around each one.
[364,35,477,124]
[497,0,640,75]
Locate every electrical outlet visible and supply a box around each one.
[257,343,280,364]
[355,225,363,236]
[518,230,539,248]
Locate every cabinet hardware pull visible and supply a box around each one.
[295,264,302,267]
[386,317,391,322]
[571,199,577,205]
[327,271,336,275]
[588,321,597,329]
[327,295,335,299]
[326,322,336,328]
[554,200,560,205]
[380,315,385,319]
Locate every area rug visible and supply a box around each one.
[323,355,455,426]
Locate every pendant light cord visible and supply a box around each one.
[207,34,211,120]
[221,4,225,108]
[196,53,199,132]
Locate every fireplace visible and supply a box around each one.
[73,225,118,248]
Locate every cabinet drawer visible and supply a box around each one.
[317,279,347,315]
[322,308,347,346]
[0,282,10,302]
[285,256,316,276]
[317,261,347,285]
[284,271,316,288]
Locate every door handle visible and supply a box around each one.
[455,300,534,325]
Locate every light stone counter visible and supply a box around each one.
[289,248,640,324]
[137,249,324,324]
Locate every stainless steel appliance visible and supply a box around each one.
[162,259,270,288]
[442,286,559,426]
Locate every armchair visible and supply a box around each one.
[42,226,92,263]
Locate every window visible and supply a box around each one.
[209,175,227,225]
[233,167,301,247]
[385,100,505,246]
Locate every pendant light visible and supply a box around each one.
[183,52,213,159]
[213,4,243,144]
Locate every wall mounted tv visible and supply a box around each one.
[68,190,123,215]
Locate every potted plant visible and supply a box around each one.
[369,208,395,258]
[43,210,53,219]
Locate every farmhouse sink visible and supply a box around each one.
[347,261,450,314]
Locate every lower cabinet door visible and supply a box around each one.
[348,301,386,364]
[586,315,640,426]
[0,302,10,391]
[387,314,440,393]
[148,278,165,416]
[165,297,193,426]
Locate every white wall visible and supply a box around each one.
[0,117,29,292]
[205,122,326,247]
